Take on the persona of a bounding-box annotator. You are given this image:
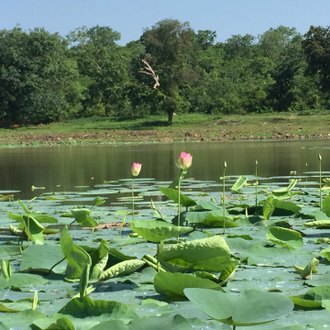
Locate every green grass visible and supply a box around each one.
[55,113,222,131]
[1,112,330,146]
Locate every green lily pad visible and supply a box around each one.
[71,208,99,227]
[290,286,330,308]
[99,260,146,281]
[231,176,248,192]
[304,220,330,229]
[159,187,196,207]
[0,299,36,313]
[184,288,294,326]
[60,226,91,280]
[20,244,67,274]
[0,310,45,329]
[306,270,330,286]
[58,296,138,320]
[158,236,232,271]
[21,215,45,244]
[0,273,49,289]
[266,227,303,250]
[272,179,297,200]
[154,272,223,297]
[130,220,193,242]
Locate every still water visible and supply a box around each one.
[0,140,329,200]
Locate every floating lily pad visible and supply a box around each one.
[154,272,223,298]
[130,220,193,242]
[20,244,67,274]
[266,227,303,250]
[158,236,232,271]
[184,288,294,326]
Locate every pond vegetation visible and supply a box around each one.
[1,151,330,329]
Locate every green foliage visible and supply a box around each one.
[158,236,232,271]
[1,22,330,125]
[154,272,222,297]
[0,27,81,125]
[266,227,303,250]
[158,186,196,207]
[99,260,146,281]
[60,226,91,280]
[130,220,193,242]
[184,288,294,326]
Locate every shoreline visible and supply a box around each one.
[0,129,329,148]
[1,113,330,148]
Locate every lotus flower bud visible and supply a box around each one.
[131,162,142,177]
[178,152,193,170]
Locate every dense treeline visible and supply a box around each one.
[0,20,329,126]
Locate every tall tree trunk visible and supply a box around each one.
[168,109,173,122]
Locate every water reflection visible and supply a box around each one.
[0,140,329,199]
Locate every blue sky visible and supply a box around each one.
[2,0,330,45]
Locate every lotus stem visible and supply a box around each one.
[222,161,227,235]
[177,175,182,243]
[305,163,308,188]
[48,257,66,275]
[319,154,322,211]
[132,178,135,221]
[255,160,258,210]
[157,242,160,272]
[68,219,76,231]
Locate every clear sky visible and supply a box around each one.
[2,0,330,45]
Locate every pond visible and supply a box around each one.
[1,139,330,329]
[0,139,330,200]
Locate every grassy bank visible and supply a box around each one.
[0,112,329,147]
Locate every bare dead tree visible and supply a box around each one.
[140,59,160,89]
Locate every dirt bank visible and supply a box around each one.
[1,127,329,147]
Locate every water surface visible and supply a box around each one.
[0,139,329,199]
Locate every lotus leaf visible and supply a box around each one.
[60,226,91,279]
[272,179,297,200]
[20,244,67,274]
[266,227,303,250]
[0,310,45,329]
[22,215,45,244]
[99,259,146,281]
[0,272,49,289]
[322,198,330,217]
[158,236,232,271]
[184,210,236,228]
[231,176,248,192]
[291,286,330,308]
[0,246,21,258]
[71,208,99,227]
[154,272,223,297]
[159,186,196,207]
[58,296,138,320]
[306,271,330,287]
[0,299,36,313]
[130,220,193,242]
[263,196,275,220]
[321,247,330,262]
[184,288,294,326]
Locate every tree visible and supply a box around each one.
[0,27,80,125]
[223,34,255,59]
[140,19,197,122]
[67,26,131,117]
[257,26,298,63]
[303,25,330,92]
[195,30,217,50]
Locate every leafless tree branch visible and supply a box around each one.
[140,59,160,89]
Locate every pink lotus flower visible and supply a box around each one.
[178,152,193,170]
[131,162,142,176]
